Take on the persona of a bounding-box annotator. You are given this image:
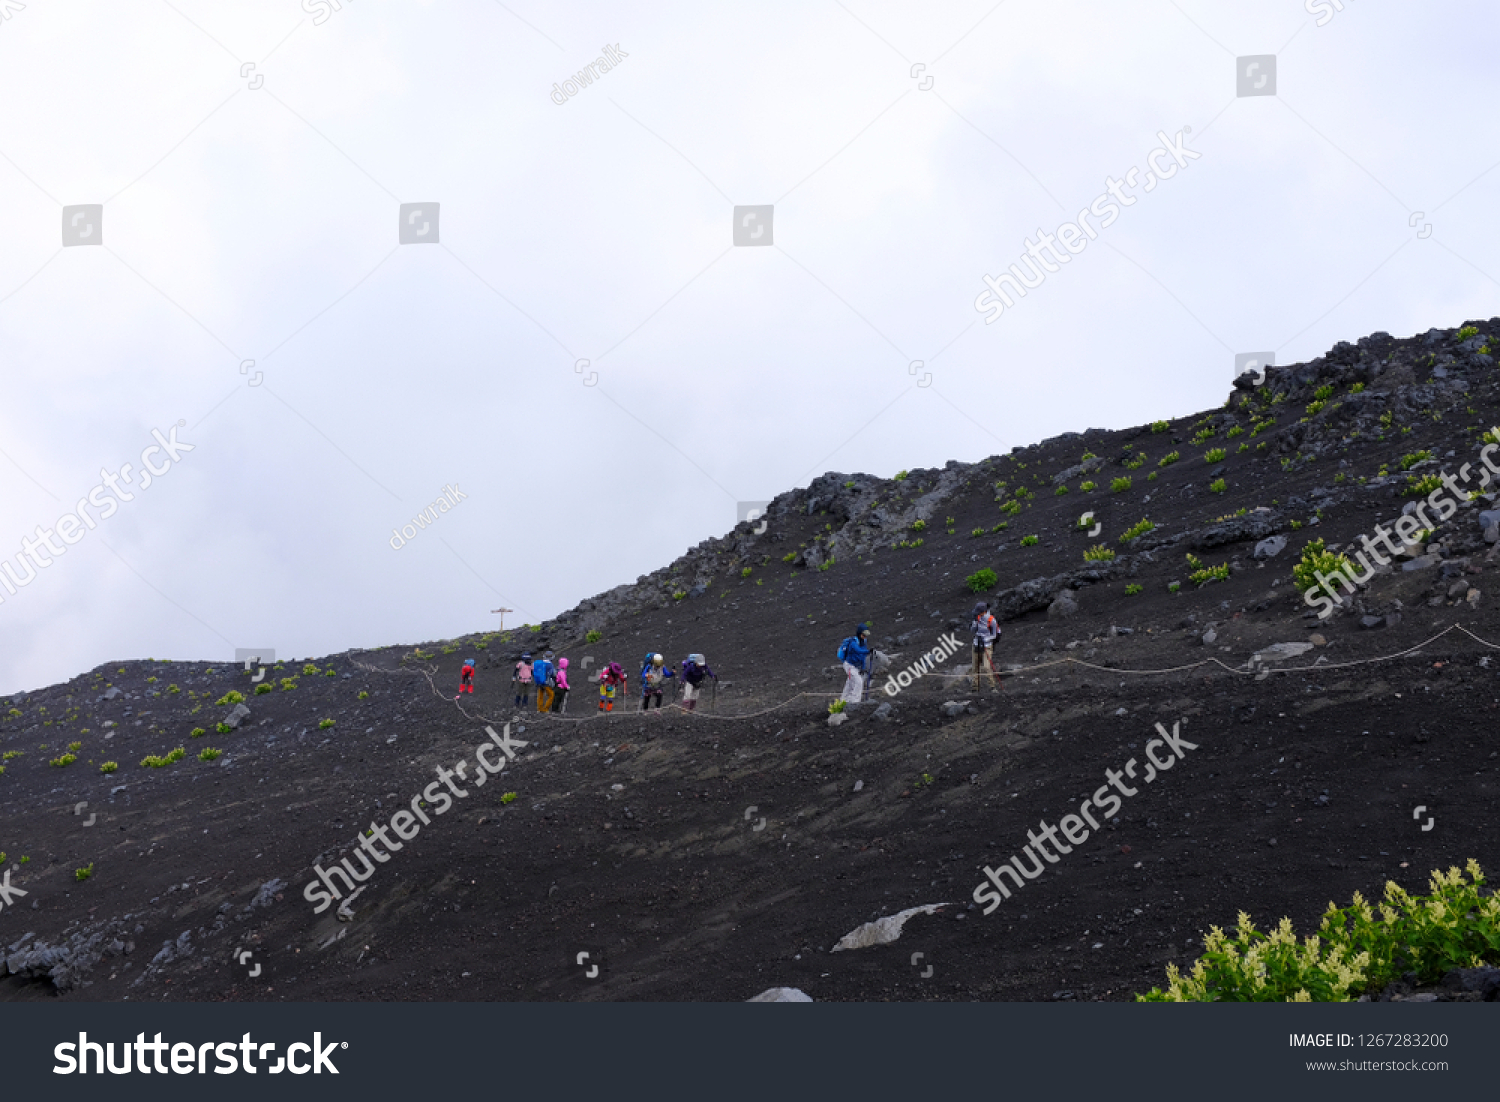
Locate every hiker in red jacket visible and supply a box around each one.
[598,662,627,713]
[457,659,475,697]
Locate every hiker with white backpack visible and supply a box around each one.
[837,623,873,705]
[679,653,717,712]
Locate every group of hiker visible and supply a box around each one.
[456,602,1003,717]
[836,602,1004,704]
[481,649,718,716]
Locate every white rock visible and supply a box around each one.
[832,903,951,952]
[1251,642,1315,664]
[747,987,814,1002]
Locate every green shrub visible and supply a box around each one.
[167,684,181,694]
[1110,477,1131,493]
[966,569,998,593]
[1292,538,1353,593]
[992,522,1008,532]
[1125,584,1143,595]
[1349,382,1364,394]
[1407,474,1442,496]
[1204,448,1226,463]
[1225,426,1244,438]
[214,690,244,706]
[1186,553,1230,587]
[1168,581,1181,593]
[1399,450,1434,471]
[279,678,298,691]
[199,747,222,762]
[740,567,752,578]
[1189,427,1215,445]
[319,718,335,730]
[1055,485,1069,495]
[894,470,908,481]
[214,722,232,735]
[1150,420,1170,433]
[911,519,926,532]
[1020,535,1039,547]
[1457,325,1479,341]
[970,527,986,537]
[1083,545,1115,562]
[254,683,272,695]
[190,727,206,738]
[1249,418,1276,436]
[100,761,118,773]
[1138,861,1500,1002]
[1209,479,1227,494]
[326,668,337,677]
[358,690,369,700]
[828,699,846,715]
[49,753,77,767]
[500,791,518,804]
[1119,518,1155,543]
[75,863,94,882]
[1158,452,1180,468]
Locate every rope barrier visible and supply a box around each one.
[346,620,1498,728]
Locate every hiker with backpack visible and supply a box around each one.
[533,651,557,713]
[971,601,1002,691]
[457,658,476,698]
[598,662,627,713]
[679,653,717,712]
[551,657,571,713]
[838,623,873,705]
[641,652,675,712]
[513,653,533,709]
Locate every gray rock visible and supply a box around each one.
[1360,615,1385,629]
[1202,630,1217,645]
[103,687,121,700]
[1252,642,1314,664]
[1191,512,1281,551]
[1449,579,1472,599]
[940,701,971,717]
[223,702,252,729]
[1254,535,1288,560]
[1485,524,1499,544]
[1480,509,1500,532]
[827,712,847,728]
[747,987,813,1002]
[853,780,864,792]
[872,703,893,722]
[1047,590,1079,619]
[1402,554,1441,572]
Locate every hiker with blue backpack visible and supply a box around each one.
[640,652,675,712]
[838,624,873,705]
[533,651,557,713]
[456,658,476,698]
[679,653,716,712]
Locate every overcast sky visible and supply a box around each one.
[1,0,1496,694]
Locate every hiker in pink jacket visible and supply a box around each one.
[551,657,571,713]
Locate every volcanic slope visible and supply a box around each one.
[4,318,1500,1002]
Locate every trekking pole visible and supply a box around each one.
[711,677,718,714]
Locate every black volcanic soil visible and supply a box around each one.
[4,318,1500,1003]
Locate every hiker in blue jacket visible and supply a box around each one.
[532,652,556,713]
[838,623,873,705]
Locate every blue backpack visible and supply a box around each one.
[837,636,860,664]
[532,658,553,687]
